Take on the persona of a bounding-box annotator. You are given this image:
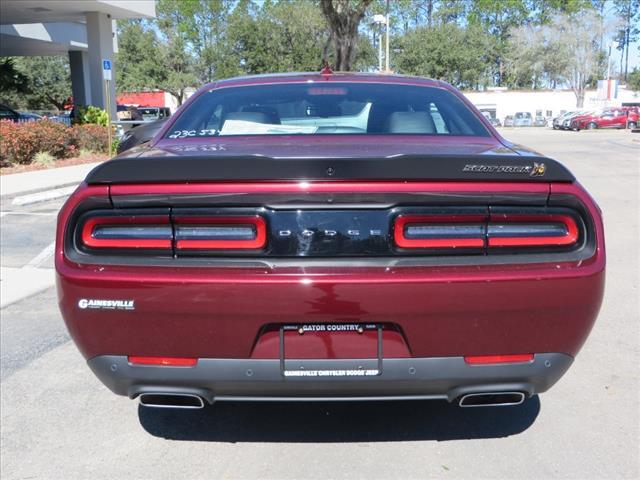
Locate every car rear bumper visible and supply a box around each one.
[88,353,573,404]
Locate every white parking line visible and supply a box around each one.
[0,211,58,217]
[12,186,76,206]
[0,267,55,309]
[26,242,56,268]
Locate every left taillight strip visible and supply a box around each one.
[79,213,267,251]
[81,215,173,249]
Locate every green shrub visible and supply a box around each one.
[71,124,109,153]
[75,106,108,126]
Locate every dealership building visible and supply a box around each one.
[464,85,639,122]
[0,1,155,118]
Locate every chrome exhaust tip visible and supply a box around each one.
[139,393,205,409]
[458,391,526,408]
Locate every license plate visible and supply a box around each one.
[280,324,382,377]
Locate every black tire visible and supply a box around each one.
[587,122,597,130]
[628,122,637,129]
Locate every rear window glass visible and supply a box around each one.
[165,83,490,139]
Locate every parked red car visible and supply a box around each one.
[571,107,638,130]
[56,73,605,410]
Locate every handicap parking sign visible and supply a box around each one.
[102,59,112,80]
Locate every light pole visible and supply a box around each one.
[385,0,390,72]
[606,41,618,101]
[372,14,386,72]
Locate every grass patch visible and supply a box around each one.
[33,151,55,166]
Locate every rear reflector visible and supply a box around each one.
[128,356,198,367]
[464,354,534,365]
[81,216,172,249]
[394,214,486,249]
[173,215,267,250]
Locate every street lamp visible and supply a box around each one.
[372,14,386,72]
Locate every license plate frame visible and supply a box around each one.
[279,323,383,378]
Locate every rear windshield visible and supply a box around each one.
[165,83,491,139]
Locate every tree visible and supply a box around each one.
[613,0,640,81]
[0,56,71,110]
[505,23,570,88]
[320,0,374,71]
[467,0,530,86]
[116,12,197,105]
[396,23,495,88]
[225,1,331,75]
[628,68,640,91]
[506,12,609,107]
[157,0,234,84]
[0,58,28,95]
[115,21,166,92]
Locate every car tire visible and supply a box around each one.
[587,122,597,130]
[628,122,637,129]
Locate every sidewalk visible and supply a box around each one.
[0,162,101,198]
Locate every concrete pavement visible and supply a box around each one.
[0,161,100,197]
[0,128,638,479]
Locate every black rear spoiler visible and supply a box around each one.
[86,154,574,184]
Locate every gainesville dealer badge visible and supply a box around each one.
[78,299,135,311]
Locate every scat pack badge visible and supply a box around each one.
[462,162,546,177]
[529,162,546,177]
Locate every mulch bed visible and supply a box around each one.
[0,153,109,176]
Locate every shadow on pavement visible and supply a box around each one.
[138,396,540,442]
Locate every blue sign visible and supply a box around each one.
[102,59,112,80]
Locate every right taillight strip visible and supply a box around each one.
[173,215,266,250]
[394,214,487,249]
[486,214,578,248]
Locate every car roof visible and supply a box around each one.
[204,72,446,90]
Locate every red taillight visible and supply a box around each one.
[173,215,267,250]
[464,354,534,365]
[394,212,579,250]
[80,213,267,251]
[487,214,578,248]
[81,215,172,249]
[394,214,486,249]
[127,356,198,367]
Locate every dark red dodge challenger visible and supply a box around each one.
[56,73,605,409]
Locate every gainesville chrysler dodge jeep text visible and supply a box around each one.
[56,73,605,409]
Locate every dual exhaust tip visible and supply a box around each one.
[139,393,205,409]
[458,391,526,407]
[138,391,526,409]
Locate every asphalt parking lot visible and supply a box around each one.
[1,128,638,479]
